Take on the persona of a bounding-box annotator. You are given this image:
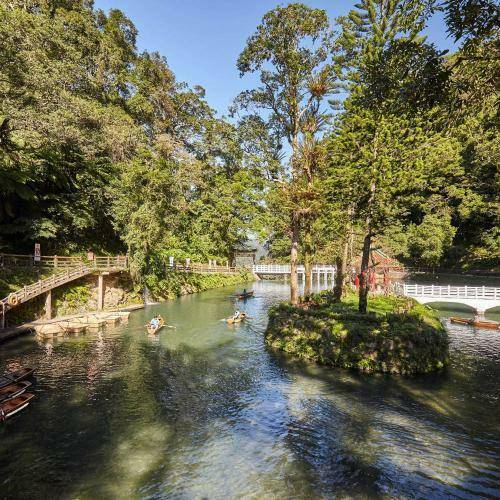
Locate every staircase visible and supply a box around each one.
[0,255,128,321]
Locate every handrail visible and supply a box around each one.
[395,282,500,300]
[253,264,336,273]
[0,255,129,319]
[0,253,127,269]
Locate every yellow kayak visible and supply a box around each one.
[226,313,247,324]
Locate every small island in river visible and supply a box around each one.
[266,291,449,376]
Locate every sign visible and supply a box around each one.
[34,243,41,262]
[169,256,174,267]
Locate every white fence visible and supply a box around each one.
[252,264,336,274]
[395,283,500,300]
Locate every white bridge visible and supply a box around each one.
[395,283,500,313]
[252,264,335,282]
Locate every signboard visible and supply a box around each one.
[34,243,41,262]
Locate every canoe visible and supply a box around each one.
[0,367,35,390]
[0,381,32,403]
[237,291,254,300]
[0,393,35,421]
[226,313,247,324]
[147,317,165,335]
[450,317,500,329]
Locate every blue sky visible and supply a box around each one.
[93,0,456,116]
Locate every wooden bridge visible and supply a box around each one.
[0,255,128,326]
[0,254,243,327]
[395,283,500,314]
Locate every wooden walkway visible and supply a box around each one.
[0,255,128,320]
[0,253,242,322]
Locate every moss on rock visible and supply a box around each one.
[265,291,449,375]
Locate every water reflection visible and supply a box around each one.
[0,281,499,498]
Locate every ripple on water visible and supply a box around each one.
[0,281,499,498]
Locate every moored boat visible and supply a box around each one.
[0,381,32,403]
[226,313,247,324]
[0,367,35,390]
[0,393,35,421]
[450,317,500,330]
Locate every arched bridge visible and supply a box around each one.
[395,283,500,313]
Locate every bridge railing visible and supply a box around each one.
[0,254,86,268]
[93,255,128,270]
[0,253,128,270]
[253,264,336,274]
[167,262,239,275]
[396,283,500,299]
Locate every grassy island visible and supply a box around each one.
[266,291,449,376]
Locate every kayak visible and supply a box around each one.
[0,367,35,390]
[227,313,247,324]
[450,317,500,329]
[0,393,35,421]
[237,291,254,300]
[0,381,32,403]
[147,317,165,335]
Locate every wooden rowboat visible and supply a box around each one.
[147,317,165,335]
[0,367,35,390]
[226,313,247,324]
[0,381,32,403]
[0,393,35,421]
[237,291,254,300]
[450,317,500,329]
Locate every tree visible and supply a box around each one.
[332,0,458,312]
[234,3,337,304]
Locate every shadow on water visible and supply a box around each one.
[0,280,499,498]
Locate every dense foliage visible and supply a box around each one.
[1,0,498,300]
[266,291,449,375]
[0,1,263,272]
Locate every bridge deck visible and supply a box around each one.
[395,282,500,313]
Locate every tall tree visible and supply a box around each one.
[234,3,337,304]
[333,0,454,312]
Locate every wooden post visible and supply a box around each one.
[45,289,52,320]
[97,274,104,311]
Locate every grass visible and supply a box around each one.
[265,290,449,376]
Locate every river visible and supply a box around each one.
[1,280,499,499]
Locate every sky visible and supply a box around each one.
[93,0,457,117]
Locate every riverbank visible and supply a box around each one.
[0,267,253,339]
[144,269,253,300]
[266,291,449,375]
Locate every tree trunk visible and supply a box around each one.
[303,225,312,300]
[342,237,349,290]
[290,212,300,305]
[358,232,372,314]
[334,255,343,301]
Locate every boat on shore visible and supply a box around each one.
[237,291,254,300]
[0,381,32,403]
[0,367,35,390]
[226,313,247,324]
[450,317,500,329]
[0,393,35,421]
[147,317,165,335]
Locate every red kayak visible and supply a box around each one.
[0,393,35,421]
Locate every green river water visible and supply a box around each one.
[1,280,499,499]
